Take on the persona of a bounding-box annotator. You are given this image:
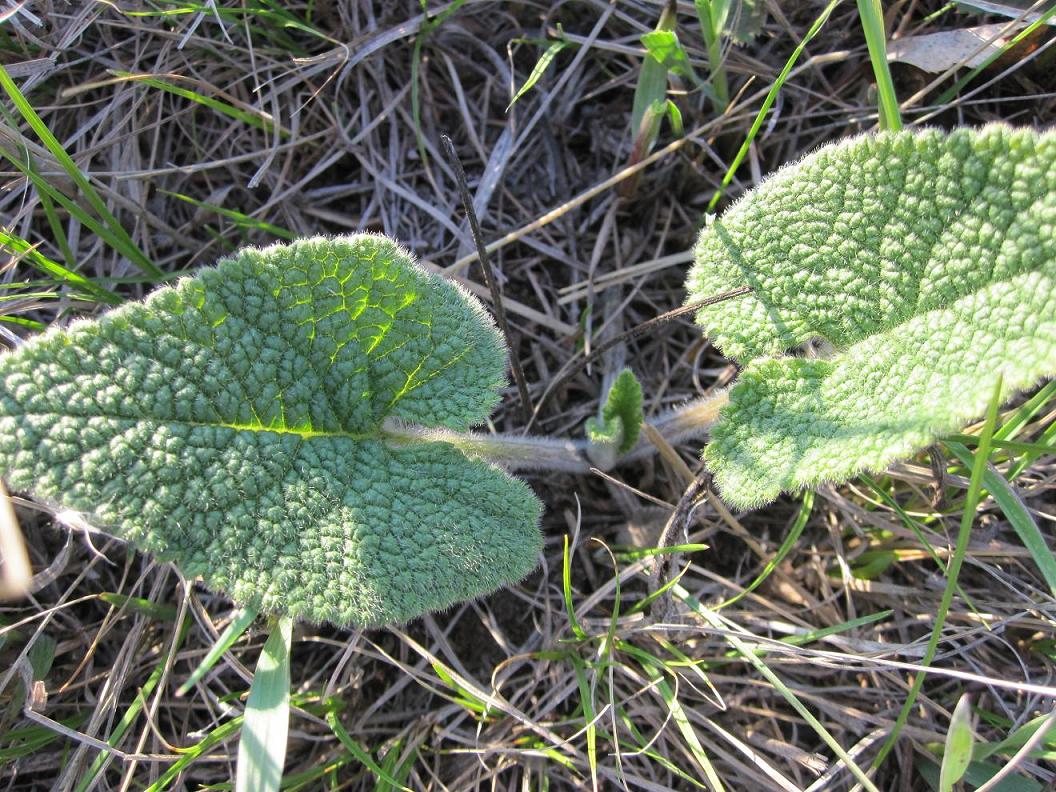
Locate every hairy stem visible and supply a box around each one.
[384,390,729,472]
[632,389,729,456]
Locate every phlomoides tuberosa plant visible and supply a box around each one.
[0,124,1053,630]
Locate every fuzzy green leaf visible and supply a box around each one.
[688,126,1056,508]
[0,235,542,626]
[586,368,644,456]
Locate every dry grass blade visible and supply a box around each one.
[440,133,533,423]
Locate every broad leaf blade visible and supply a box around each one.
[688,126,1056,508]
[706,277,1056,507]
[0,235,542,626]
[690,127,1055,362]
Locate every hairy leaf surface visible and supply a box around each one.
[688,126,1056,508]
[0,235,542,626]
[586,368,644,455]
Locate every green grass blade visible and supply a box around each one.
[568,654,598,790]
[1006,419,1056,480]
[776,610,893,648]
[563,534,588,640]
[973,711,1056,761]
[693,0,731,109]
[279,755,357,790]
[0,65,161,278]
[0,316,45,330]
[324,710,412,791]
[594,538,622,652]
[236,616,293,792]
[664,99,684,135]
[429,661,490,715]
[873,378,1004,769]
[177,608,259,696]
[376,736,416,792]
[713,609,893,664]
[859,474,978,611]
[378,736,403,787]
[0,139,160,288]
[947,434,1055,456]
[945,441,1056,597]
[615,542,710,560]
[618,641,726,791]
[615,733,708,789]
[917,755,1047,792]
[631,2,677,137]
[0,715,87,761]
[627,562,690,617]
[111,71,282,135]
[717,491,812,609]
[410,0,467,167]
[507,35,569,111]
[118,1,329,47]
[74,613,191,792]
[987,381,1056,480]
[143,718,244,792]
[994,380,1056,441]
[160,190,296,240]
[707,0,840,211]
[654,637,724,707]
[23,150,76,270]
[856,0,902,130]
[98,592,179,622]
[674,586,881,792]
[641,29,704,87]
[0,228,122,305]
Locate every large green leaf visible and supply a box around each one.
[688,126,1056,508]
[0,235,542,626]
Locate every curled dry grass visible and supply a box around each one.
[1,1,1055,789]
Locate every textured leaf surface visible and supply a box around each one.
[586,368,644,455]
[687,126,1056,508]
[0,235,542,626]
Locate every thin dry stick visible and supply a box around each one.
[650,469,713,621]
[21,708,179,763]
[526,287,751,433]
[441,134,533,424]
